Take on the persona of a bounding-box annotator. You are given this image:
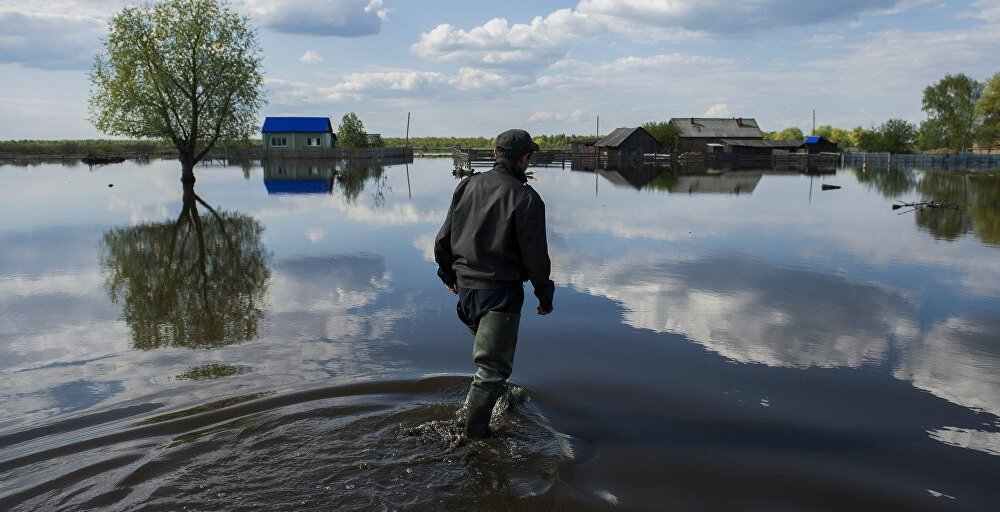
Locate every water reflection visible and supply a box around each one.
[917,172,1000,245]
[854,166,917,199]
[263,158,408,206]
[100,182,270,350]
[578,164,766,195]
[666,172,762,194]
[854,168,1000,245]
[553,250,913,369]
[4,159,1000,510]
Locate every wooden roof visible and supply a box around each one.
[670,118,765,139]
[595,127,654,148]
[721,139,802,149]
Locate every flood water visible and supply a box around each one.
[1,158,999,511]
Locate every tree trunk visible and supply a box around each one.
[181,154,196,185]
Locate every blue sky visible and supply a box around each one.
[1,0,999,139]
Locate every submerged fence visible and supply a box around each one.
[844,152,1000,172]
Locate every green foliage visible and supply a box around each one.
[337,112,368,148]
[848,120,916,153]
[102,183,270,349]
[532,134,601,149]
[814,125,853,145]
[0,139,175,157]
[854,127,881,151]
[921,73,983,152]
[766,127,804,141]
[876,119,917,153]
[90,0,264,173]
[641,121,681,150]
[849,127,868,149]
[916,118,949,152]
[977,72,1000,147]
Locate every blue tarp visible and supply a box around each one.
[264,179,333,195]
[805,136,825,144]
[261,117,332,133]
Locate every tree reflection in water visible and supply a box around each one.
[916,172,1000,244]
[337,159,391,206]
[853,167,1000,245]
[101,182,270,350]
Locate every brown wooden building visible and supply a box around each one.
[594,127,661,167]
[721,139,804,156]
[670,118,766,153]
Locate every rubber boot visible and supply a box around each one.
[464,384,500,439]
[464,311,520,440]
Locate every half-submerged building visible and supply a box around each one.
[670,118,766,153]
[594,127,661,167]
[261,117,337,156]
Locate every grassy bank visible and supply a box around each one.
[0,139,178,158]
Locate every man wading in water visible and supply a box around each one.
[434,129,555,440]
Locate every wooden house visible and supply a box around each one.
[803,135,839,154]
[670,118,765,153]
[594,127,661,167]
[721,139,804,157]
[261,117,337,156]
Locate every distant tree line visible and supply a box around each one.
[767,72,1000,154]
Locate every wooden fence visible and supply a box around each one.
[257,146,413,161]
[843,152,1000,172]
[452,148,600,171]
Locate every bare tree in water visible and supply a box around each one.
[89,0,264,184]
[101,183,270,349]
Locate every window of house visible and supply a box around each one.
[271,136,287,147]
[306,137,322,147]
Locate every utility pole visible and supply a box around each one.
[596,115,600,138]
[405,112,411,147]
[812,109,816,135]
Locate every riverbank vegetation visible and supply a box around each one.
[8,72,1000,159]
[768,72,1000,153]
[89,0,264,182]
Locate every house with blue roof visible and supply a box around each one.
[803,135,839,154]
[261,117,337,155]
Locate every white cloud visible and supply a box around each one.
[412,11,594,68]
[576,0,909,33]
[703,103,732,117]
[0,12,104,69]
[269,67,523,106]
[528,109,587,124]
[245,0,387,36]
[299,50,324,64]
[412,0,917,69]
[966,0,1000,23]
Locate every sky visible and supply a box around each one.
[1,0,999,139]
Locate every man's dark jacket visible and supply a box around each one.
[434,163,555,308]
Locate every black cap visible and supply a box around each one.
[495,129,539,158]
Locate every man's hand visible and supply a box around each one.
[447,285,458,295]
[537,302,553,316]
